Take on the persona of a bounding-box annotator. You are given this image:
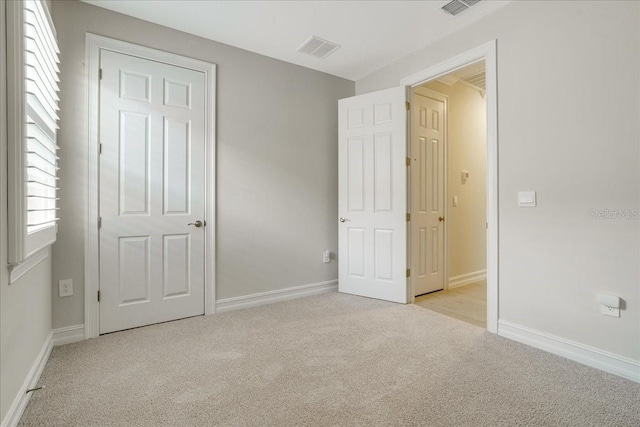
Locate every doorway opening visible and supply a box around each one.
[409,59,489,328]
[336,41,497,332]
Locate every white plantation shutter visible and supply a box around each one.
[7,0,60,263]
[25,0,60,235]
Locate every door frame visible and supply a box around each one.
[401,40,498,333]
[410,86,449,296]
[84,34,217,339]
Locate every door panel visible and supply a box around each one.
[163,118,191,215]
[119,111,150,216]
[412,89,446,296]
[338,87,407,304]
[99,50,206,334]
[118,236,150,305]
[163,234,190,298]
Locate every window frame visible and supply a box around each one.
[6,0,59,265]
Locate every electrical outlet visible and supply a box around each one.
[601,305,620,317]
[597,294,620,317]
[59,279,73,297]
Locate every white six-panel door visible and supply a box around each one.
[338,87,407,303]
[411,88,446,296]
[99,50,206,334]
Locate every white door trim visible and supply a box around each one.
[84,34,217,339]
[401,40,499,333]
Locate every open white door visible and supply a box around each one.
[338,87,408,303]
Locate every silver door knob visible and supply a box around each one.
[339,217,350,223]
[188,220,204,228]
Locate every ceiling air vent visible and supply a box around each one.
[296,36,340,59]
[442,0,481,16]
[461,71,486,91]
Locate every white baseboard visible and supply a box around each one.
[0,331,53,427]
[448,269,486,289]
[52,324,85,346]
[216,280,338,313]
[498,320,640,383]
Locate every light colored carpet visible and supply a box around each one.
[415,281,487,328]
[20,292,640,426]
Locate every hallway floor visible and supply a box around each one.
[415,280,487,328]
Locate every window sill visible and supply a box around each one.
[9,246,51,284]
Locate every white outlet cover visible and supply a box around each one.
[600,305,620,317]
[59,279,73,297]
[518,191,537,207]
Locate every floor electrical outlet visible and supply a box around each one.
[59,279,73,297]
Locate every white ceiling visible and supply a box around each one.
[82,0,510,81]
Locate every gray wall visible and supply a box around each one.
[0,255,53,422]
[51,0,354,329]
[1,1,54,422]
[358,0,640,360]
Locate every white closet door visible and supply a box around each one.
[99,50,206,334]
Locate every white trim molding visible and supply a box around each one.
[216,280,338,313]
[498,320,640,383]
[401,40,499,334]
[447,269,486,289]
[1,324,86,427]
[0,331,53,427]
[8,247,50,284]
[84,34,217,339]
[52,324,85,346]
[6,0,26,265]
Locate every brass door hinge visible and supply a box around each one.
[97,217,102,229]
[406,268,411,278]
[405,101,410,111]
[97,290,101,302]
[99,69,103,80]
[405,157,411,166]
[406,213,411,222]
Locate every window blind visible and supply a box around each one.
[24,0,60,234]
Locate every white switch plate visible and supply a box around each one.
[59,279,73,297]
[323,250,331,263]
[600,305,620,317]
[453,196,459,207]
[518,191,537,207]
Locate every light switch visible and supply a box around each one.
[453,196,459,207]
[461,171,469,183]
[518,191,537,207]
